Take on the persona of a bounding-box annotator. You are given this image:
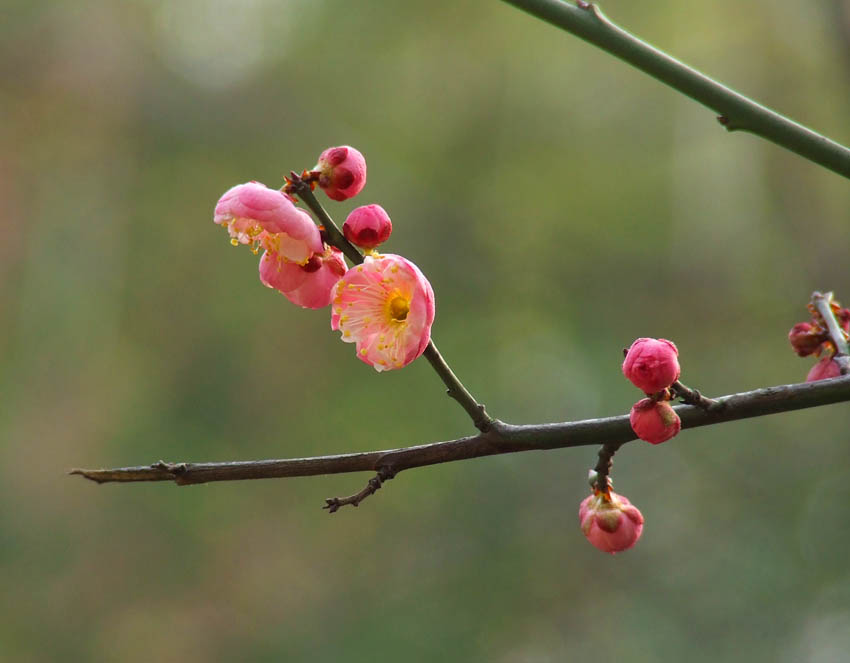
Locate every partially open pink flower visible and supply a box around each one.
[579,490,644,554]
[215,182,322,262]
[630,398,681,444]
[260,243,347,309]
[788,322,827,357]
[806,357,842,382]
[331,254,434,371]
[622,338,681,393]
[314,146,367,201]
[343,204,392,249]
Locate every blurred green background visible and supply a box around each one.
[2,0,850,660]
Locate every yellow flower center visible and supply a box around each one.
[388,295,410,322]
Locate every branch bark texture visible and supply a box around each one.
[501,0,850,179]
[72,375,850,486]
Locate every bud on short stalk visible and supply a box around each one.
[579,490,644,554]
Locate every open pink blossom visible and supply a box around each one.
[214,182,322,263]
[630,398,681,444]
[260,243,347,309]
[806,357,842,382]
[314,146,367,201]
[331,254,434,371]
[343,204,392,249]
[579,490,644,554]
[622,337,680,394]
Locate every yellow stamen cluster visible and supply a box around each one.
[388,295,410,322]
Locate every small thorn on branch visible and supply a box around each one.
[323,467,396,513]
[671,380,722,411]
[716,115,743,132]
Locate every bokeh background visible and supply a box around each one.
[2,0,850,660]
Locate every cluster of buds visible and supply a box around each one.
[788,295,849,382]
[622,338,682,444]
[214,146,434,371]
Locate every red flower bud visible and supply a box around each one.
[622,338,680,393]
[806,357,841,382]
[579,490,644,554]
[788,322,827,357]
[343,204,393,249]
[315,146,367,201]
[630,398,681,444]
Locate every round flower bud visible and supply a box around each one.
[788,322,827,357]
[622,338,681,393]
[315,146,367,201]
[343,204,392,249]
[806,357,842,382]
[579,490,644,554]
[630,398,681,445]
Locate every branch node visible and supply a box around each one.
[152,460,187,475]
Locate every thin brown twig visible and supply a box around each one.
[71,376,850,492]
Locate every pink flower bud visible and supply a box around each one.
[331,254,435,372]
[630,398,681,444]
[622,338,681,393]
[315,146,367,201]
[579,490,644,554]
[343,204,393,249]
[788,322,827,357]
[806,357,842,382]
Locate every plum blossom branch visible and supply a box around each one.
[812,291,850,374]
[288,174,494,431]
[502,0,850,179]
[71,375,850,492]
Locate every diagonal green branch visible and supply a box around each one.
[502,0,850,179]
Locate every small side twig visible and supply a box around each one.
[323,467,396,513]
[670,380,722,411]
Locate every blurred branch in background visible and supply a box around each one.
[502,0,850,178]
